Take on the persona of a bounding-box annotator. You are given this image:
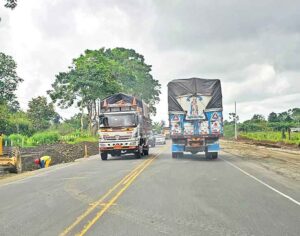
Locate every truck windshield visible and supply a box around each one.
[101,114,137,128]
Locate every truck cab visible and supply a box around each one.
[98,93,150,160]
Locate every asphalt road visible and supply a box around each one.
[0,143,299,236]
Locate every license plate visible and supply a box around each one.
[114,145,122,149]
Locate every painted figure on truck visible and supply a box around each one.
[168,78,223,159]
[98,93,151,160]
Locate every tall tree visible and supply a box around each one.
[268,112,279,122]
[0,52,23,107]
[105,48,161,113]
[251,114,265,122]
[48,47,161,132]
[27,96,58,131]
[289,108,300,124]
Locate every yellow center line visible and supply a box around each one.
[76,154,159,236]
[60,148,164,236]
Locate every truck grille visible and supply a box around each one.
[103,135,131,140]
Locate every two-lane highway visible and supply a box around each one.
[0,143,299,236]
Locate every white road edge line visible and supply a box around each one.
[220,157,300,207]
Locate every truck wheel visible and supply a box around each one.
[205,151,212,159]
[143,148,149,156]
[135,151,141,159]
[101,153,108,160]
[211,152,218,159]
[172,152,177,158]
[135,145,142,159]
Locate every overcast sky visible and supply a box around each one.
[1,0,300,122]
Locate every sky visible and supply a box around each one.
[1,0,300,122]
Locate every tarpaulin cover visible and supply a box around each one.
[101,93,143,108]
[168,78,223,112]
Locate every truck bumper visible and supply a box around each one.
[171,138,220,153]
[99,146,139,154]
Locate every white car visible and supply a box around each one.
[155,134,166,145]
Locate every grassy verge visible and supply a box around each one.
[5,131,97,147]
[239,132,300,145]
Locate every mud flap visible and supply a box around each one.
[172,144,185,153]
[207,142,220,153]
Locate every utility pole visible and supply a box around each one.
[235,101,238,140]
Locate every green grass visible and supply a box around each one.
[239,131,300,145]
[4,130,98,147]
[66,136,98,144]
[223,124,235,138]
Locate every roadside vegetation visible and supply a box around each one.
[0,49,161,149]
[224,109,300,146]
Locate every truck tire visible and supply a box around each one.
[135,145,142,159]
[143,148,149,156]
[135,151,141,159]
[172,152,183,158]
[211,152,218,159]
[205,151,212,159]
[101,153,108,160]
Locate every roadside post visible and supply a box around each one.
[84,145,88,158]
[0,133,3,156]
[235,101,238,140]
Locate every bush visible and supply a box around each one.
[30,131,60,145]
[239,131,300,145]
[8,134,27,147]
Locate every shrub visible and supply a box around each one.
[31,131,60,145]
[8,134,27,147]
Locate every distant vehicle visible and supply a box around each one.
[155,134,166,145]
[148,132,156,147]
[168,78,223,159]
[162,127,170,139]
[98,93,151,160]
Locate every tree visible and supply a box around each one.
[65,113,89,130]
[8,111,34,136]
[251,114,265,122]
[0,103,10,133]
[0,52,23,106]
[4,0,17,9]
[289,108,300,124]
[152,121,164,134]
[27,96,58,131]
[104,48,161,114]
[268,112,279,122]
[48,47,161,133]
[277,112,292,122]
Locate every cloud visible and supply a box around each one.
[0,0,299,122]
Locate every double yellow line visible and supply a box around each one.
[60,151,161,236]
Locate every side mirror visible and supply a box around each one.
[99,115,108,127]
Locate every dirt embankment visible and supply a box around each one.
[221,139,300,181]
[236,136,300,150]
[20,142,99,171]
